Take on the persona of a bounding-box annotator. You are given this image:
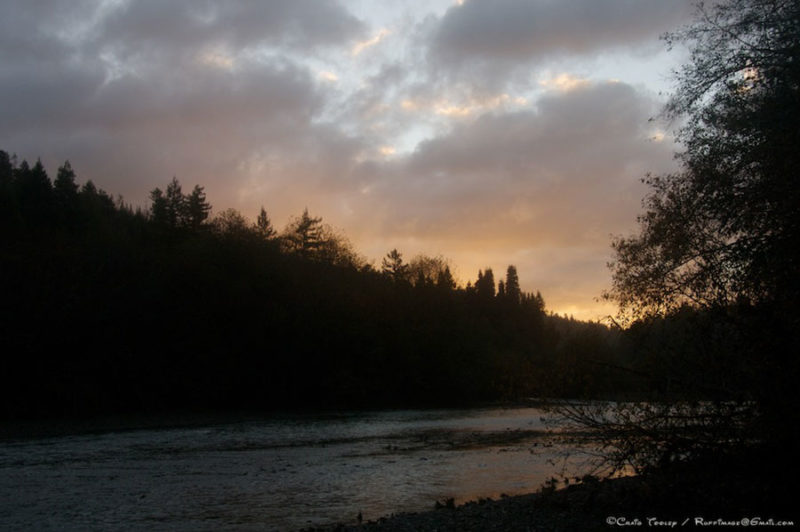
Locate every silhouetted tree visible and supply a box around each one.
[281,208,324,258]
[408,255,451,287]
[164,177,185,228]
[53,161,79,224]
[505,265,521,305]
[559,0,800,473]
[54,161,78,198]
[212,208,250,236]
[149,178,210,231]
[149,187,168,226]
[0,150,20,231]
[15,159,52,226]
[256,206,276,239]
[185,185,211,230]
[381,249,409,282]
[475,268,495,299]
[436,265,456,291]
[0,150,11,186]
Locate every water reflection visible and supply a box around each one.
[0,407,586,530]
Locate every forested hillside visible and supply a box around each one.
[1,153,637,419]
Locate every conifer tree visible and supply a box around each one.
[256,206,276,239]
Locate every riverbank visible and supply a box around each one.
[312,451,796,531]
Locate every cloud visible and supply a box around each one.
[0,0,688,319]
[96,0,365,56]
[428,0,693,89]
[0,0,366,209]
[343,81,677,316]
[352,28,391,56]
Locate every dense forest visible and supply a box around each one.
[2,153,657,420]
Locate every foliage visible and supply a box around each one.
[2,152,633,420]
[280,208,365,268]
[563,0,800,473]
[406,254,452,287]
[150,177,212,231]
[381,248,409,283]
[255,206,276,239]
[607,0,800,318]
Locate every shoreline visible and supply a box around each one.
[310,454,797,532]
[308,478,629,532]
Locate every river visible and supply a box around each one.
[0,406,585,530]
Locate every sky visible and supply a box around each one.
[0,0,696,320]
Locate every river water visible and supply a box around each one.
[0,407,585,531]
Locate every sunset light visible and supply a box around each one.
[0,0,695,320]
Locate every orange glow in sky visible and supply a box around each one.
[0,0,695,321]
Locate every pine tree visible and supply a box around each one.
[381,249,408,282]
[476,268,495,299]
[256,206,276,239]
[436,265,456,291]
[186,185,211,230]
[282,208,324,258]
[164,177,185,228]
[505,265,521,305]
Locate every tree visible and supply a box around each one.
[280,208,363,267]
[407,254,451,287]
[475,268,495,299]
[53,161,79,224]
[54,161,78,199]
[281,208,324,258]
[436,265,457,291]
[608,0,800,318]
[504,265,521,304]
[0,150,21,231]
[255,206,276,240]
[185,185,211,230]
[562,0,800,472]
[164,177,185,228]
[212,208,250,236]
[149,187,168,226]
[15,159,53,225]
[381,249,409,282]
[149,178,210,231]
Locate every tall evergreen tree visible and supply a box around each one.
[0,150,20,231]
[436,265,456,291]
[164,177,185,228]
[505,265,521,304]
[54,161,78,198]
[149,187,168,226]
[256,206,276,239]
[381,249,408,282]
[475,268,495,299]
[282,208,324,258]
[186,185,211,230]
[52,161,80,228]
[15,159,52,226]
